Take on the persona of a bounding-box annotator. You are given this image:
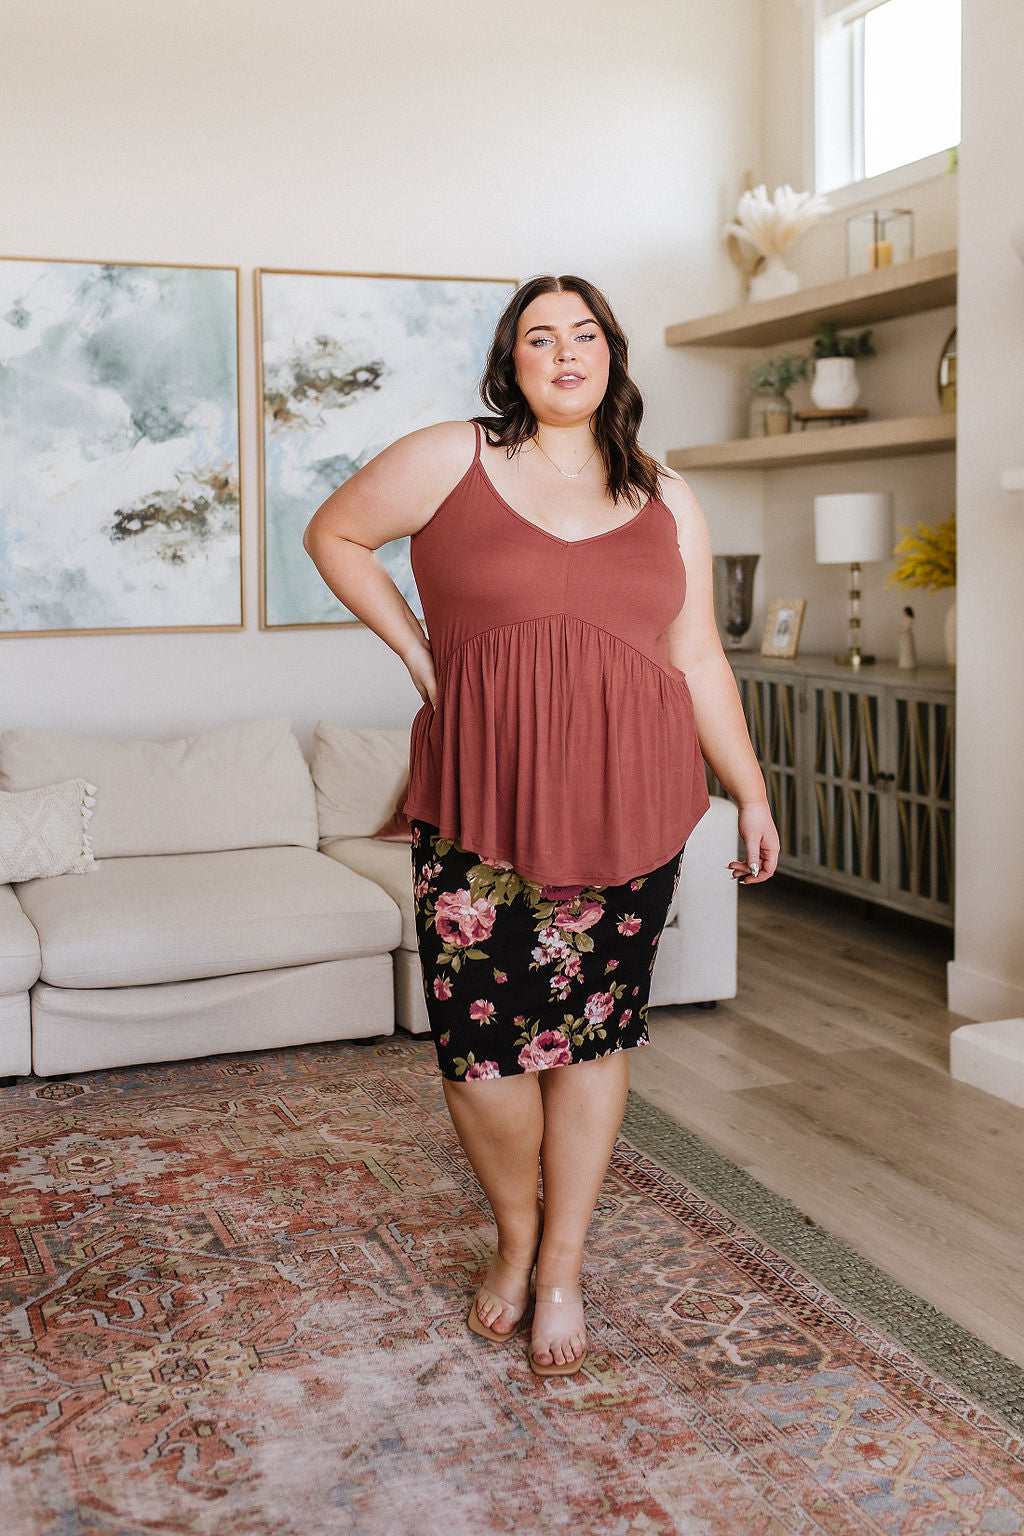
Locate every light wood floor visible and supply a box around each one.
[630,877,1024,1368]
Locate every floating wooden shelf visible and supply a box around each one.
[667,414,956,471]
[665,249,957,350]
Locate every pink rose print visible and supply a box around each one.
[466,1060,502,1080]
[563,954,582,978]
[433,976,452,1001]
[434,889,497,946]
[617,915,642,937]
[531,927,572,966]
[630,879,641,890]
[553,899,603,933]
[584,992,615,1025]
[606,958,619,970]
[493,969,508,984]
[619,1008,633,1030]
[411,826,421,847]
[469,999,495,1022]
[414,876,431,899]
[518,1031,573,1073]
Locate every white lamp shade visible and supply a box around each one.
[814,492,893,564]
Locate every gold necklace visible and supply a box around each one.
[533,435,599,480]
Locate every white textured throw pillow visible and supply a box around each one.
[0,779,98,883]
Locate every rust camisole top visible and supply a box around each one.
[402,422,710,888]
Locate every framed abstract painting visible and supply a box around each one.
[256,268,516,628]
[0,256,242,637]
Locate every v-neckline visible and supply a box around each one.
[473,458,659,548]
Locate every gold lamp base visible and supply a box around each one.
[834,650,877,667]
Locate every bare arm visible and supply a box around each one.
[658,471,780,885]
[302,420,476,708]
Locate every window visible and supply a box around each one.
[815,0,961,194]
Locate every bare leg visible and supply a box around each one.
[531,1049,630,1367]
[443,1073,545,1333]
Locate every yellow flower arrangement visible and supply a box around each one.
[885,513,956,592]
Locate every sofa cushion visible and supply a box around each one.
[321,836,417,950]
[0,884,41,995]
[312,723,410,841]
[0,718,318,858]
[15,847,401,988]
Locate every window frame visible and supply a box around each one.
[807,0,959,204]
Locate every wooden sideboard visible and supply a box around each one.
[711,653,955,926]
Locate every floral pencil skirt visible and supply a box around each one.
[410,819,685,1082]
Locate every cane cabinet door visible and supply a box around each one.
[806,678,886,899]
[720,656,954,924]
[890,688,955,920]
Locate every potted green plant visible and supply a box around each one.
[748,352,808,435]
[809,323,876,409]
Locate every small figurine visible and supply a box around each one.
[897,605,917,671]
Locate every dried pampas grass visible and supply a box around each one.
[724,184,832,259]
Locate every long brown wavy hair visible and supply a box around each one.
[472,275,662,509]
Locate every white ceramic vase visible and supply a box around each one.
[748,253,800,303]
[811,356,861,410]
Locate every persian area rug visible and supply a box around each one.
[1,1037,1023,1536]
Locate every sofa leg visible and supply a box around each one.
[352,1034,391,1047]
[693,1000,718,1011]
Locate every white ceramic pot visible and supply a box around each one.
[811,356,861,409]
[748,254,800,304]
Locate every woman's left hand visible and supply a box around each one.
[728,799,781,886]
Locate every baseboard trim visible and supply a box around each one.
[947,960,1024,1022]
[950,1019,1024,1109]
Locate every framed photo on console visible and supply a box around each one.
[256,268,516,629]
[0,255,242,637]
[761,598,806,659]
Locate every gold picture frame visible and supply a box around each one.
[0,253,244,638]
[255,267,517,630]
[760,598,806,659]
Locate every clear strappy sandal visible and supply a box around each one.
[467,1200,544,1344]
[467,1249,534,1341]
[528,1279,588,1377]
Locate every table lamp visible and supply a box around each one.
[813,492,893,667]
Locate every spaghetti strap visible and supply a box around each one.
[471,420,482,461]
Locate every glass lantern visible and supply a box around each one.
[846,209,914,275]
[713,554,761,649]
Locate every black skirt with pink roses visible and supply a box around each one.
[410,819,685,1082]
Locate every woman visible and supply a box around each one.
[303,275,779,1377]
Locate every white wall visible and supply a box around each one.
[696,0,958,666]
[947,0,1024,1020]
[0,0,762,753]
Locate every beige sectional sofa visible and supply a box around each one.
[0,717,739,1080]
[0,885,39,1077]
[0,719,400,1078]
